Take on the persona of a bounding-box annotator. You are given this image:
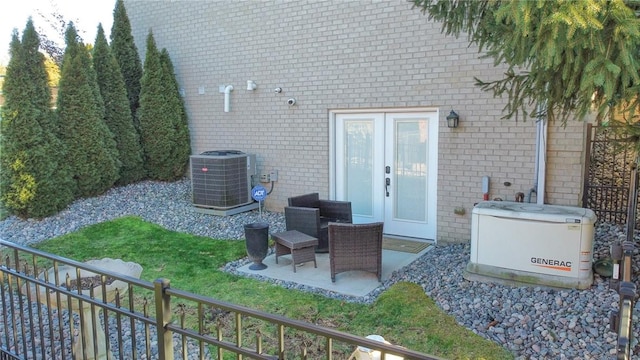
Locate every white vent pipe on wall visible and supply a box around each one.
[224,85,234,112]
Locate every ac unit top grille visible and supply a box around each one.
[200,150,245,156]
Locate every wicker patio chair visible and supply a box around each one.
[284,206,322,247]
[287,193,321,208]
[328,222,384,283]
[286,193,352,252]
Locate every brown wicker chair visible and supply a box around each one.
[285,193,352,253]
[328,222,384,283]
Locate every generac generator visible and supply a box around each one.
[465,201,597,290]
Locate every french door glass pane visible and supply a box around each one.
[345,120,374,216]
[395,120,427,221]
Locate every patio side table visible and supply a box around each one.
[272,230,318,272]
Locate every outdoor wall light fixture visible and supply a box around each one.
[446,110,460,128]
[247,80,257,91]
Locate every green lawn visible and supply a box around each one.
[27,215,513,360]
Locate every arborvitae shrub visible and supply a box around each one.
[94,25,145,185]
[56,24,120,197]
[0,20,74,218]
[110,0,143,128]
[138,31,191,181]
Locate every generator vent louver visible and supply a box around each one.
[190,150,256,211]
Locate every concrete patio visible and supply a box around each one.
[237,245,433,297]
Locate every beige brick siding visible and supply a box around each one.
[124,0,587,244]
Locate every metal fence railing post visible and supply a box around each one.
[154,278,174,360]
[609,155,638,360]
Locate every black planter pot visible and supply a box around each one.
[244,223,269,270]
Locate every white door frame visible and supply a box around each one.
[329,107,439,240]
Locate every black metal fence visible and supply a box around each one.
[583,123,639,226]
[0,240,441,360]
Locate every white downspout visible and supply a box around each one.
[224,85,234,112]
[528,119,541,203]
[536,116,548,204]
[528,102,548,204]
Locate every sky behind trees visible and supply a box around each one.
[0,0,114,64]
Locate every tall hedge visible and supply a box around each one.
[0,20,73,218]
[138,31,190,181]
[110,0,143,127]
[56,24,120,197]
[93,24,145,185]
[160,49,191,179]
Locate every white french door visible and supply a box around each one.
[334,111,438,240]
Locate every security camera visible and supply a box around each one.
[287,98,296,106]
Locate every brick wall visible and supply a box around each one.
[124,0,587,243]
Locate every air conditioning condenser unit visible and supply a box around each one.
[190,150,258,216]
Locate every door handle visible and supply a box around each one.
[385,178,390,197]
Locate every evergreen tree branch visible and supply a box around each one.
[412,0,640,126]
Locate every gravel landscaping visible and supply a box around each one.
[1,179,639,359]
